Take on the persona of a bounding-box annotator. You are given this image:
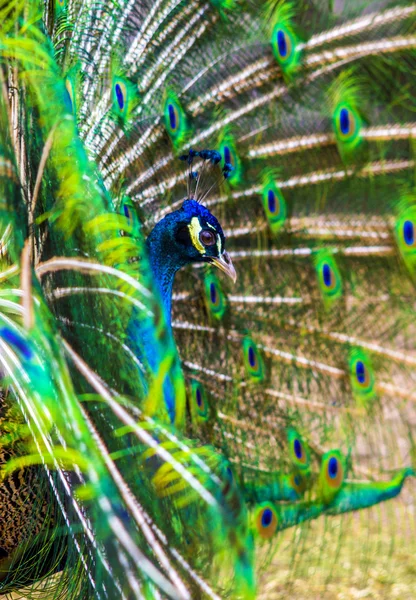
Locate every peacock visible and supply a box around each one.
[0,0,415,597]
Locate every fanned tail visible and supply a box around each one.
[0,4,256,597]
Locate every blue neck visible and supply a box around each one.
[125,234,185,424]
[146,235,186,327]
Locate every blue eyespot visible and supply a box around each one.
[196,387,202,407]
[294,475,300,486]
[223,145,231,165]
[267,189,276,213]
[356,360,365,384]
[404,220,414,246]
[334,104,361,146]
[255,504,278,538]
[243,337,264,381]
[350,351,375,404]
[322,263,332,287]
[328,457,338,479]
[339,107,350,135]
[294,439,302,460]
[191,380,209,422]
[315,252,342,300]
[261,508,273,528]
[205,274,226,319]
[219,137,241,186]
[271,23,299,72]
[277,30,287,57]
[262,180,287,232]
[210,282,217,304]
[164,93,186,144]
[248,346,256,368]
[115,83,124,110]
[168,104,176,130]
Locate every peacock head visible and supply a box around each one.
[147,199,236,282]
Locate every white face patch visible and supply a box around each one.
[188,217,205,253]
[206,222,222,255]
[216,237,221,255]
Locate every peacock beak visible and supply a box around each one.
[209,251,237,283]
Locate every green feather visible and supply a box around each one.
[190,379,210,423]
[204,270,227,320]
[328,71,364,154]
[313,250,343,304]
[268,1,301,76]
[218,131,243,187]
[395,195,416,275]
[111,75,139,126]
[163,90,188,147]
[242,336,265,382]
[318,449,346,505]
[349,349,376,408]
[287,428,311,475]
[261,171,287,233]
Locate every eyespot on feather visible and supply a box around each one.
[218,133,242,186]
[395,203,416,274]
[287,428,310,471]
[333,103,362,148]
[253,503,278,539]
[204,272,227,320]
[290,472,306,496]
[319,450,346,504]
[164,91,188,146]
[349,349,376,407]
[242,337,265,382]
[190,380,209,422]
[261,176,287,232]
[269,3,301,76]
[314,251,342,303]
[111,76,139,126]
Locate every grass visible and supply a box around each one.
[257,499,416,599]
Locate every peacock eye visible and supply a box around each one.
[199,229,216,246]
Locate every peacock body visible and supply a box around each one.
[0,0,415,598]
